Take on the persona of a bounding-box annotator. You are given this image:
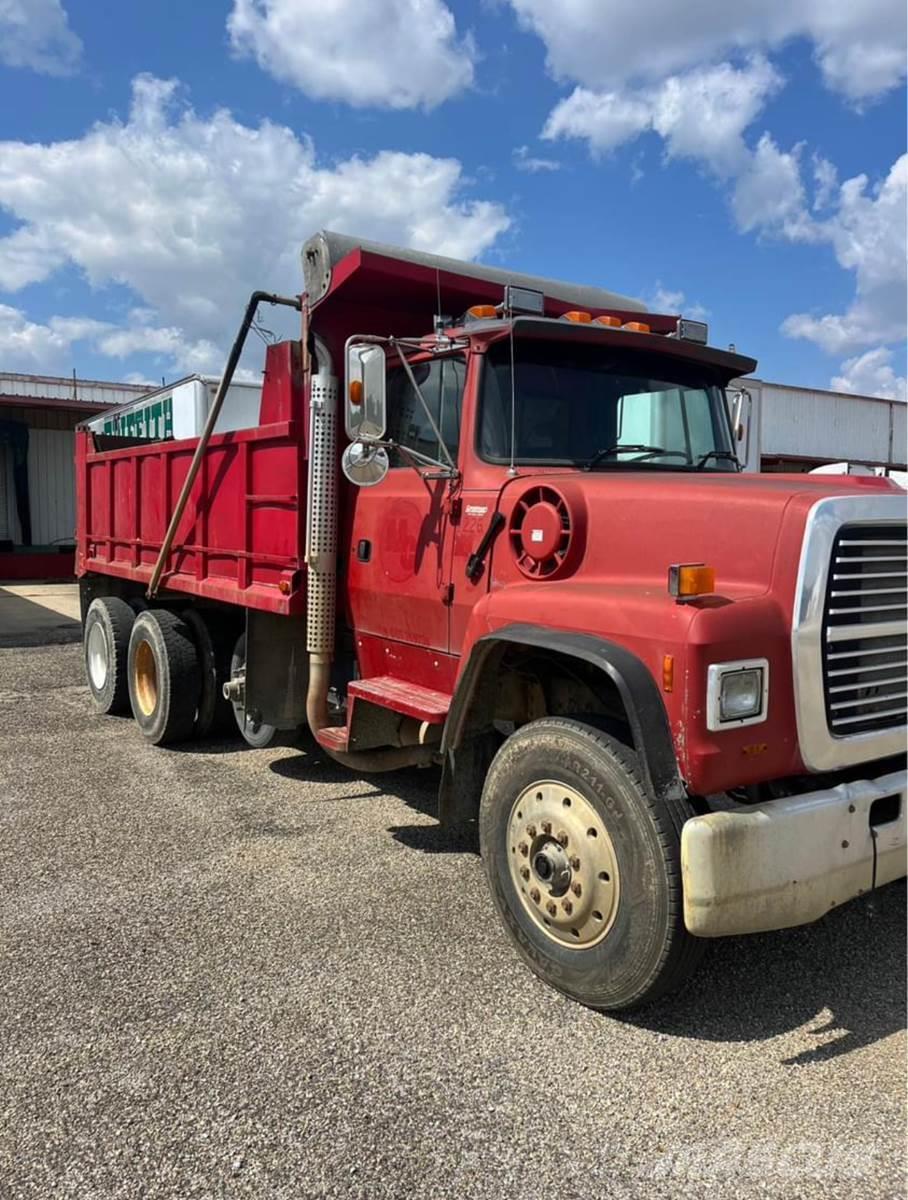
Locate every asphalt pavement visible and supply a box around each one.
[0,641,905,1200]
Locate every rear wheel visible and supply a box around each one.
[83,596,135,714]
[183,609,234,738]
[228,633,281,748]
[127,609,201,745]
[479,716,703,1011]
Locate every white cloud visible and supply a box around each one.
[512,145,561,173]
[0,0,81,74]
[0,303,223,377]
[731,134,812,239]
[228,0,474,109]
[543,58,781,170]
[0,74,510,377]
[543,58,810,241]
[782,155,907,354]
[650,59,781,174]
[510,0,906,103]
[543,88,651,156]
[647,284,708,321]
[812,154,838,211]
[831,347,907,401]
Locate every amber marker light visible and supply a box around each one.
[622,321,651,333]
[561,310,592,322]
[466,304,498,319]
[349,379,363,407]
[662,654,674,692]
[668,563,716,603]
[594,315,621,327]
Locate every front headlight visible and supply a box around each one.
[707,659,769,730]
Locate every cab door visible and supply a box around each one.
[345,354,464,653]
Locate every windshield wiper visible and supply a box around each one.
[696,450,740,471]
[583,443,668,470]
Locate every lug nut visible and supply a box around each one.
[526,824,537,838]
[556,830,568,847]
[571,882,582,897]
[519,842,529,857]
[541,821,552,835]
[546,901,557,917]
[520,866,530,881]
[570,856,581,870]
[562,899,573,915]
[530,888,540,903]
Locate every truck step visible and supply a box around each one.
[347,676,451,724]
[315,725,350,753]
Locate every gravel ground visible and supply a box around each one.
[0,642,905,1200]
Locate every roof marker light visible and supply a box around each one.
[466,304,498,320]
[594,315,621,327]
[561,311,592,323]
[622,321,651,333]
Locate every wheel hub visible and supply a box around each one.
[531,842,571,895]
[86,622,109,690]
[133,638,158,717]
[508,780,620,949]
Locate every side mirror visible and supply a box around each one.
[729,388,753,470]
[345,342,386,441]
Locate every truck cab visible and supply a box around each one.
[76,231,907,1012]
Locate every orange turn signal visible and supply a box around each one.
[668,563,716,600]
[623,321,651,333]
[662,654,674,692]
[561,310,592,323]
[594,315,621,327]
[466,304,498,319]
[349,379,363,407]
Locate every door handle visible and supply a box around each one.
[465,511,505,582]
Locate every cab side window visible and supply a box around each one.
[386,357,465,467]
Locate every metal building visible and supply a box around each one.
[0,372,146,580]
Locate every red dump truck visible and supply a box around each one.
[75,231,907,1010]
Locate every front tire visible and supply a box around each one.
[479,716,702,1011]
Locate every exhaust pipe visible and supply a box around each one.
[303,333,434,772]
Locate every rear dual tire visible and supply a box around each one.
[83,596,135,715]
[127,609,201,745]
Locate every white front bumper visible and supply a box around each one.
[681,768,907,937]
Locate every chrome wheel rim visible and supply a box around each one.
[507,779,620,948]
[87,622,109,691]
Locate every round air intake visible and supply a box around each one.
[508,485,581,579]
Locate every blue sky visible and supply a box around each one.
[0,0,904,398]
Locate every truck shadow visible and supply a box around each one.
[623,880,906,1060]
[273,743,904,1059]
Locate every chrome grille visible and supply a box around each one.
[822,523,907,735]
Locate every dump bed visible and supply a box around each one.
[75,341,307,615]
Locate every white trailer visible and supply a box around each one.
[730,376,906,474]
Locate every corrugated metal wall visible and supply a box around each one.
[0,445,11,542]
[0,429,76,545]
[28,429,77,545]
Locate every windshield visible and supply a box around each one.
[478,338,738,470]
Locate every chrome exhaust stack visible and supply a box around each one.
[304,334,338,739]
[302,331,436,772]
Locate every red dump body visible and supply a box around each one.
[76,342,307,615]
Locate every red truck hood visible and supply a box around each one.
[496,469,902,600]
